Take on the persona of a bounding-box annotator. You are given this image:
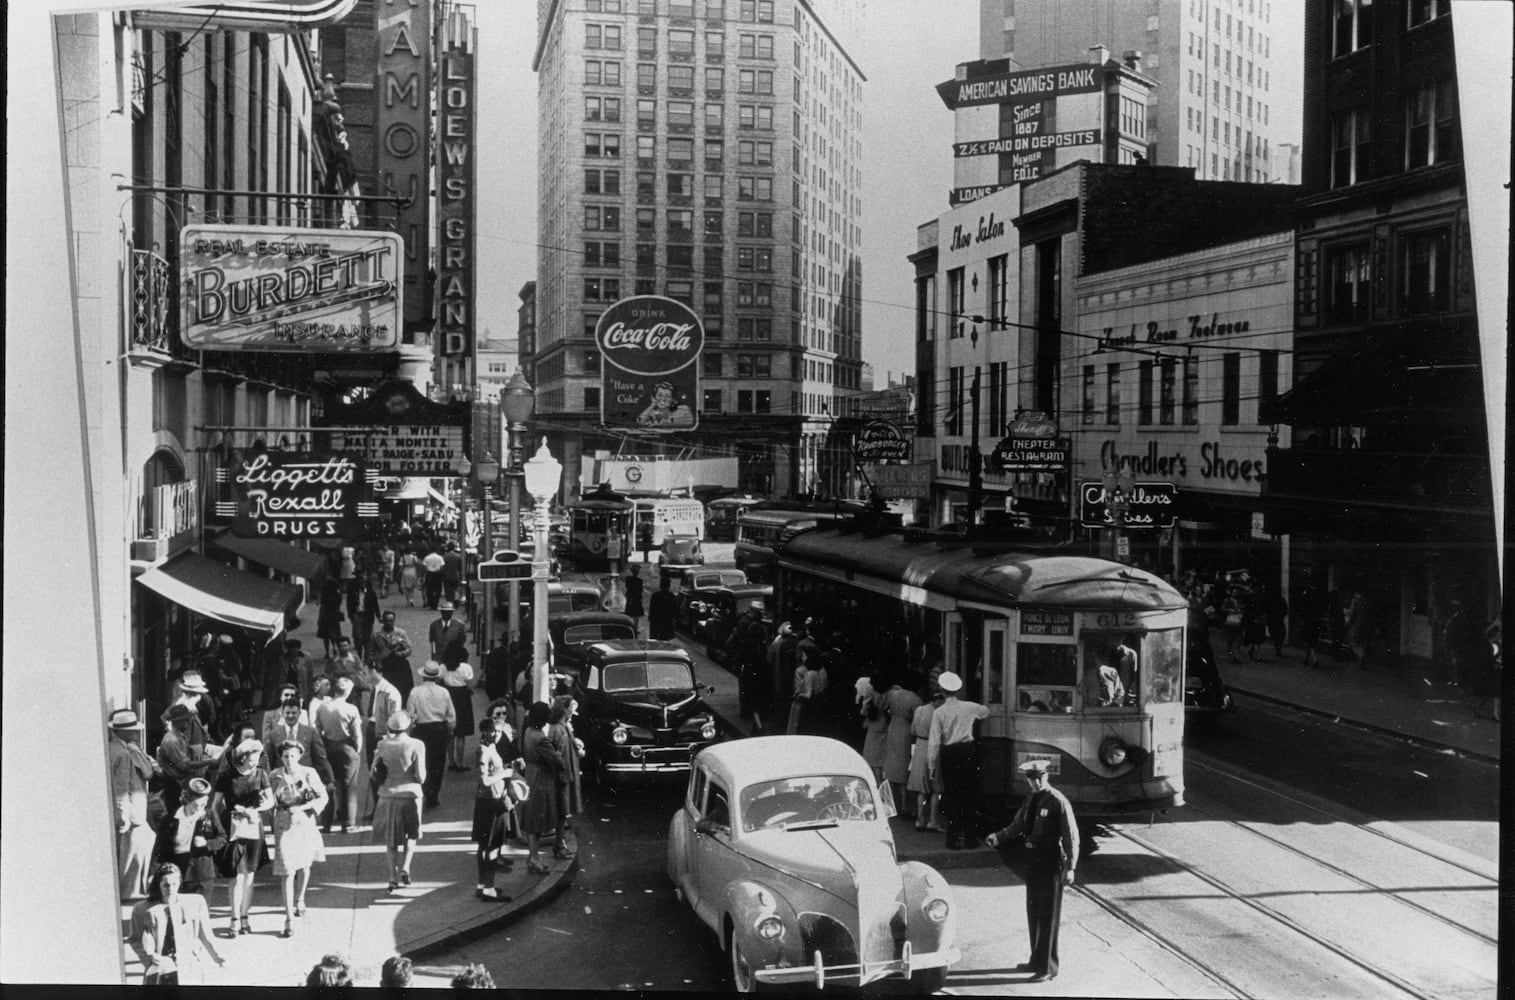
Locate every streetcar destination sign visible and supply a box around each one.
[1020,609,1074,636]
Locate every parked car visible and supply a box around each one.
[548,610,637,690]
[678,577,752,638]
[702,585,773,663]
[577,640,721,786]
[684,569,749,592]
[658,532,705,577]
[667,736,960,992]
[511,579,606,631]
[1185,607,1238,727]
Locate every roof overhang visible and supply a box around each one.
[136,552,302,635]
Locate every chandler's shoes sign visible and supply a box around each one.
[180,224,403,352]
[216,452,380,538]
[596,295,704,433]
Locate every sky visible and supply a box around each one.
[474,1,1304,386]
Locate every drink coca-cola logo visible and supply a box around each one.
[595,295,704,375]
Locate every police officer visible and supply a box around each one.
[986,759,1079,983]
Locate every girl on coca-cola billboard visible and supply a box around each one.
[636,380,695,428]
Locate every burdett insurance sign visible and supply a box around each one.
[181,224,402,351]
[597,295,703,432]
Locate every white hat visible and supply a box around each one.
[108,709,143,730]
[936,671,963,693]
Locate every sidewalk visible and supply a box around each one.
[122,587,580,987]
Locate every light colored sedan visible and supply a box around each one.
[667,736,959,992]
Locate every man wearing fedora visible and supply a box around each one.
[157,703,217,816]
[170,670,217,748]
[926,670,990,850]
[109,709,160,899]
[986,759,1080,983]
[405,662,456,809]
[430,600,469,670]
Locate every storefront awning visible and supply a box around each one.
[136,553,302,635]
[211,532,328,579]
[428,487,458,510]
[1275,353,1484,426]
[380,477,431,501]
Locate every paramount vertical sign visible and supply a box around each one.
[376,0,431,330]
[437,9,476,357]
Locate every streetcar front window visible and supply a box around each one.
[1015,643,1076,714]
[1142,628,1184,705]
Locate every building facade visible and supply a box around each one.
[980,0,1295,182]
[1261,0,1497,670]
[531,0,865,498]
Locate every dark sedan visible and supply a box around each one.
[701,585,773,664]
[577,640,721,786]
[548,610,637,690]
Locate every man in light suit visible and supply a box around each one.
[260,698,333,787]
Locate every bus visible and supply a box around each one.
[705,495,762,541]
[633,496,706,549]
[774,521,1189,821]
[733,499,868,583]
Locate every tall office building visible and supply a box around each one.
[533,0,866,497]
[980,0,1292,181]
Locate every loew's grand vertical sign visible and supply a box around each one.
[376,0,431,329]
[437,8,475,358]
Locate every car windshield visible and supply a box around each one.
[602,659,694,693]
[739,774,879,831]
[550,591,601,616]
[564,623,635,645]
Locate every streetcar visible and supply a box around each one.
[733,499,867,583]
[774,522,1189,820]
[704,495,762,541]
[567,486,635,568]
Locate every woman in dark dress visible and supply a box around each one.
[519,702,565,875]
[471,719,515,901]
[212,739,274,937]
[623,565,646,638]
[152,776,226,897]
[317,577,345,662]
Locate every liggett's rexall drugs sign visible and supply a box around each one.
[596,295,703,433]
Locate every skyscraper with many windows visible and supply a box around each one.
[980,0,1293,181]
[533,0,865,496]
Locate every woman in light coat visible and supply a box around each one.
[881,672,923,815]
[270,739,329,938]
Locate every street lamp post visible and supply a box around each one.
[499,370,536,650]
[522,437,562,704]
[474,451,500,650]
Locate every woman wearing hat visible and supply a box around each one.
[271,739,329,937]
[211,738,274,937]
[370,711,426,892]
[153,777,227,897]
[471,717,518,901]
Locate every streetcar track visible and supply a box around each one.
[1189,755,1500,885]
[1084,823,1479,1000]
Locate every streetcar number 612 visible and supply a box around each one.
[1094,612,1137,628]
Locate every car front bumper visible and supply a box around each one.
[602,742,710,775]
[753,942,962,988]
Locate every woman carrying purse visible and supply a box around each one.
[471,718,516,901]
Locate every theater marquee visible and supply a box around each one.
[180,225,403,351]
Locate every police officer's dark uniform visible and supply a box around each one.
[987,759,1079,982]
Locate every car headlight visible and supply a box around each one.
[921,897,950,923]
[611,726,629,745]
[700,720,717,740]
[1099,737,1127,767]
[755,916,785,941]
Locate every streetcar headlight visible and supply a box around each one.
[1099,737,1128,767]
[756,916,785,941]
[700,720,718,740]
[611,726,630,745]
[921,897,950,922]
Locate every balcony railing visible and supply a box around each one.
[128,246,173,356]
[1264,447,1491,518]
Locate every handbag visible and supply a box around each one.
[506,777,530,806]
[229,811,259,841]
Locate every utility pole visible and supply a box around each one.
[968,365,983,528]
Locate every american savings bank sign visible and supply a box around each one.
[596,296,704,433]
[180,225,403,351]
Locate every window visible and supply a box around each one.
[947,267,965,339]
[1400,228,1451,315]
[637,135,656,161]
[1408,0,1449,27]
[667,100,693,128]
[1330,110,1370,188]
[737,176,771,200]
[703,388,722,412]
[704,211,723,237]
[584,277,621,301]
[668,65,695,92]
[1137,360,1153,425]
[1082,365,1097,424]
[1183,356,1199,425]
[1257,351,1279,424]
[668,209,693,237]
[638,26,657,56]
[584,386,601,412]
[666,280,694,305]
[705,103,724,128]
[1406,80,1458,168]
[1221,353,1241,425]
[1159,358,1176,425]
[668,138,694,164]
[636,241,656,268]
[637,63,657,90]
[737,389,754,412]
[1105,363,1121,424]
[1334,0,1374,57]
[703,353,723,376]
[1324,243,1371,323]
[583,241,621,267]
[705,67,724,92]
[704,175,723,199]
[669,29,695,55]
[668,244,694,269]
[584,205,621,231]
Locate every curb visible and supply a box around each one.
[1227,686,1500,766]
[403,853,582,963]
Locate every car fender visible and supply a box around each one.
[897,861,957,954]
[722,877,803,967]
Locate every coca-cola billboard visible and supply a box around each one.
[595,295,704,432]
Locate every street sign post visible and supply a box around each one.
[478,550,532,581]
